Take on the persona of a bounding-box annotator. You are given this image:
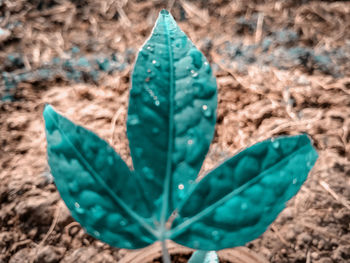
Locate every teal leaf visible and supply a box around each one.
[43,105,156,249]
[188,251,219,263]
[127,10,217,219]
[170,135,318,250]
[43,10,318,254]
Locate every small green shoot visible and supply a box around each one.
[43,10,318,263]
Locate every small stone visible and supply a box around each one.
[9,248,34,263]
[35,246,66,263]
[318,258,333,263]
[318,239,325,250]
[57,201,74,227]
[299,233,312,243]
[61,247,98,263]
[332,246,350,261]
[311,252,319,260]
[285,227,296,241]
[278,207,294,223]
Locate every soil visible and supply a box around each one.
[1,0,350,262]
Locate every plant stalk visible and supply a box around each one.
[161,240,171,263]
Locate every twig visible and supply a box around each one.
[255,12,264,43]
[110,108,125,145]
[10,239,34,252]
[167,0,176,11]
[300,220,350,245]
[270,225,290,247]
[30,203,61,263]
[319,180,350,210]
[64,221,81,236]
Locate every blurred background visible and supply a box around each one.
[1,0,350,262]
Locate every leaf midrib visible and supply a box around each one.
[160,12,175,234]
[168,141,312,239]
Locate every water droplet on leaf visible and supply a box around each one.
[152,60,160,67]
[241,202,248,210]
[293,178,298,184]
[201,104,212,118]
[135,147,143,158]
[146,45,154,53]
[178,184,184,190]
[120,220,127,226]
[152,127,159,134]
[107,156,114,165]
[142,166,154,180]
[272,140,280,149]
[211,230,221,241]
[128,115,140,126]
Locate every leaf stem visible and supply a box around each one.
[161,240,171,263]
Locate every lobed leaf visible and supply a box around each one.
[44,105,156,249]
[171,135,318,250]
[127,10,217,219]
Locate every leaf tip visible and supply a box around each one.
[160,9,169,15]
[43,104,54,120]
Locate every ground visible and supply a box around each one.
[0,0,350,262]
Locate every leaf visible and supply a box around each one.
[188,251,219,263]
[170,135,318,250]
[43,105,156,249]
[126,10,217,219]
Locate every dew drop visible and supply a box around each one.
[93,230,100,237]
[272,140,280,149]
[187,139,193,145]
[152,60,160,67]
[154,100,160,106]
[146,45,154,53]
[74,202,84,214]
[178,184,184,190]
[147,68,151,73]
[68,181,79,193]
[192,241,200,249]
[211,230,221,241]
[142,166,154,180]
[190,69,199,78]
[152,127,160,134]
[293,178,298,184]
[128,115,140,126]
[135,147,143,158]
[140,48,148,58]
[241,202,248,210]
[107,155,114,165]
[120,220,127,226]
[201,104,212,118]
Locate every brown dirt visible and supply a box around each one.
[1,0,350,262]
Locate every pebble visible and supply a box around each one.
[35,246,66,263]
[318,258,333,263]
